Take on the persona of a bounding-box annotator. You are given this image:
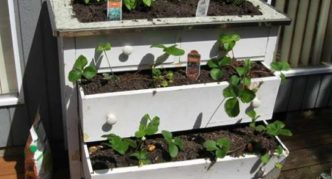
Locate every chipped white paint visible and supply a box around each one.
[82,129,289,179]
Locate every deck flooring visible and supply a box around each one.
[0,109,331,179]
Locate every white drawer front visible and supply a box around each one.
[79,75,281,142]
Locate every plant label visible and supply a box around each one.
[196,0,210,17]
[186,50,201,80]
[107,0,122,21]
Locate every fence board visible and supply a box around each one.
[300,0,321,66]
[0,108,11,147]
[302,76,322,109]
[315,75,332,108]
[280,0,299,62]
[312,0,332,65]
[274,0,286,12]
[289,0,310,67]
[322,2,332,63]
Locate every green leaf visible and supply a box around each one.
[260,153,270,165]
[210,69,223,80]
[145,116,160,135]
[275,162,283,169]
[275,146,283,156]
[219,56,232,66]
[135,130,145,138]
[216,138,230,152]
[164,45,185,56]
[123,0,137,10]
[271,61,290,72]
[279,129,293,137]
[246,108,257,119]
[151,44,166,49]
[74,55,88,70]
[223,85,238,98]
[203,140,218,151]
[124,138,137,148]
[83,66,97,80]
[255,125,266,132]
[216,149,227,158]
[225,97,240,117]
[239,89,255,103]
[84,0,90,4]
[96,42,112,52]
[142,0,153,7]
[241,77,251,86]
[207,59,219,68]
[109,135,129,155]
[230,75,240,86]
[68,69,82,82]
[162,130,173,143]
[168,143,179,158]
[280,73,286,81]
[174,137,183,150]
[219,34,240,51]
[236,67,246,77]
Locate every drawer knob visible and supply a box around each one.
[122,45,133,55]
[106,113,117,125]
[252,97,261,108]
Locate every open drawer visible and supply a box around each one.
[78,64,281,142]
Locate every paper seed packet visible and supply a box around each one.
[107,0,122,21]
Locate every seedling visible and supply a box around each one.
[270,60,290,81]
[130,151,150,166]
[161,130,183,158]
[255,120,293,137]
[223,59,256,117]
[151,44,185,57]
[207,56,232,80]
[131,114,160,166]
[124,0,155,11]
[102,133,137,155]
[152,67,174,87]
[95,42,118,81]
[68,55,97,83]
[203,138,230,159]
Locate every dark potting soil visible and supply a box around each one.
[81,61,274,95]
[72,0,262,22]
[88,124,278,170]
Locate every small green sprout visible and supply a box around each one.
[96,42,118,80]
[270,61,290,81]
[124,0,155,11]
[130,151,150,166]
[255,120,293,137]
[68,55,97,83]
[203,138,230,159]
[151,44,185,56]
[161,130,183,158]
[135,114,160,139]
[102,133,136,155]
[260,153,270,165]
[152,67,174,87]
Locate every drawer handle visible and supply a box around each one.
[252,97,261,108]
[122,45,133,55]
[106,113,118,125]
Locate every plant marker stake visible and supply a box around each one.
[196,0,210,17]
[186,50,201,80]
[107,0,122,21]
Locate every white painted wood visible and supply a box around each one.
[312,0,332,65]
[82,133,288,179]
[274,78,293,113]
[264,26,279,66]
[287,77,306,111]
[0,94,20,107]
[75,27,273,73]
[300,0,321,66]
[289,0,310,67]
[80,74,281,142]
[58,37,82,178]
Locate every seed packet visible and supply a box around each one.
[107,0,122,21]
[24,112,52,179]
[186,50,201,80]
[196,0,210,17]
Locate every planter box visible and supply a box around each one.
[82,132,288,179]
[79,67,281,142]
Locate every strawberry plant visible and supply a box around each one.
[270,60,290,81]
[151,44,185,57]
[95,42,118,81]
[161,130,183,158]
[152,67,174,87]
[203,138,230,159]
[124,0,156,11]
[68,55,97,83]
[102,133,137,155]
